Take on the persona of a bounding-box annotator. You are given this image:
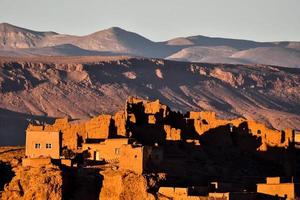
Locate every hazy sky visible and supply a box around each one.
[1,0,299,42]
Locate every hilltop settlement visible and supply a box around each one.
[2,97,300,200]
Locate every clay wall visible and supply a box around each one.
[22,158,52,167]
[158,187,206,199]
[61,158,72,167]
[60,123,86,150]
[119,144,144,174]
[164,125,181,141]
[85,115,112,139]
[295,132,300,149]
[25,131,60,159]
[247,121,293,150]
[189,111,216,121]
[25,97,297,154]
[42,118,85,150]
[148,115,156,124]
[27,114,113,150]
[295,133,300,143]
[191,113,244,136]
[113,111,127,137]
[266,177,281,184]
[126,97,170,125]
[82,138,129,162]
[208,192,230,199]
[188,110,294,151]
[257,183,295,199]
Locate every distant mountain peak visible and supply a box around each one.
[0,22,14,27]
[107,26,126,32]
[88,26,129,37]
[0,22,26,31]
[0,22,58,35]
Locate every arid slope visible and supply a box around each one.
[0,56,299,145]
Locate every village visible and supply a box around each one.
[22,97,300,200]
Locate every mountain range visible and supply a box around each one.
[1,23,300,68]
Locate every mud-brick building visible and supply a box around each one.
[257,177,300,199]
[119,144,163,174]
[82,138,131,162]
[25,130,61,159]
[83,138,163,173]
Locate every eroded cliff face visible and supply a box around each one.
[99,169,155,200]
[0,57,300,146]
[1,165,62,200]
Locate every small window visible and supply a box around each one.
[115,148,120,155]
[134,155,138,158]
[46,143,52,149]
[257,130,261,135]
[35,143,41,149]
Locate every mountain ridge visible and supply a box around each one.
[0,22,299,68]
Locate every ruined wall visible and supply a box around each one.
[247,121,294,151]
[126,97,170,125]
[114,111,127,137]
[25,96,297,152]
[27,114,113,150]
[188,111,294,151]
[257,183,296,199]
[164,125,181,141]
[126,98,296,151]
[42,118,83,150]
[208,192,230,200]
[119,145,144,174]
[189,111,244,136]
[85,115,112,139]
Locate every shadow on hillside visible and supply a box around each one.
[0,108,55,145]
[84,58,300,117]
[0,162,14,192]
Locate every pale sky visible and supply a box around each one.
[0,0,299,42]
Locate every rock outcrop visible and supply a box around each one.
[99,169,155,200]
[1,166,62,200]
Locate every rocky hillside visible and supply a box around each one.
[0,23,57,49]
[100,169,155,200]
[0,23,300,68]
[1,165,63,200]
[0,147,158,200]
[0,56,299,145]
